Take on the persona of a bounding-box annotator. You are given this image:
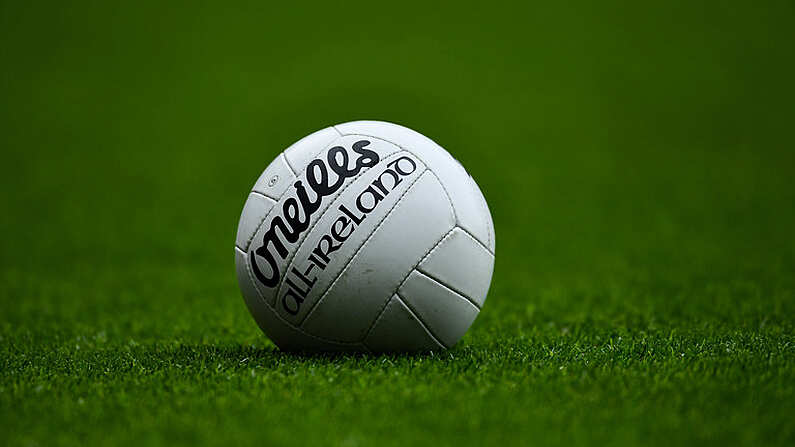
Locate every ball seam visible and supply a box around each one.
[362,226,457,343]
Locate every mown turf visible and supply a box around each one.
[1,1,794,446]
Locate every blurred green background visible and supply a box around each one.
[1,1,793,446]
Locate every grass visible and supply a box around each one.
[2,329,792,446]
[1,1,794,446]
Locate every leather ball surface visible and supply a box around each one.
[235,121,495,352]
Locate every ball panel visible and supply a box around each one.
[398,270,480,348]
[235,192,276,250]
[273,147,420,324]
[335,120,493,251]
[363,295,443,353]
[235,247,363,351]
[283,126,340,174]
[417,227,494,307]
[300,171,456,342]
[251,153,297,200]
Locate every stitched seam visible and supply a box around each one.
[394,293,446,350]
[253,188,280,202]
[249,190,278,202]
[359,342,374,355]
[362,227,457,340]
[363,297,396,346]
[433,174,457,229]
[456,225,495,257]
[298,169,429,328]
[413,268,483,311]
[424,168,458,222]
[235,192,274,251]
[272,149,405,300]
[237,246,363,347]
[281,153,297,177]
[420,164,458,223]
[244,201,279,251]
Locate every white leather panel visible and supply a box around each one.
[235,192,276,250]
[417,227,494,307]
[252,154,297,200]
[363,295,443,352]
[398,270,480,348]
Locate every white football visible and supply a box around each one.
[234,121,495,352]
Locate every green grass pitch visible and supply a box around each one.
[1,1,794,446]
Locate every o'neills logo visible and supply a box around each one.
[249,140,418,316]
